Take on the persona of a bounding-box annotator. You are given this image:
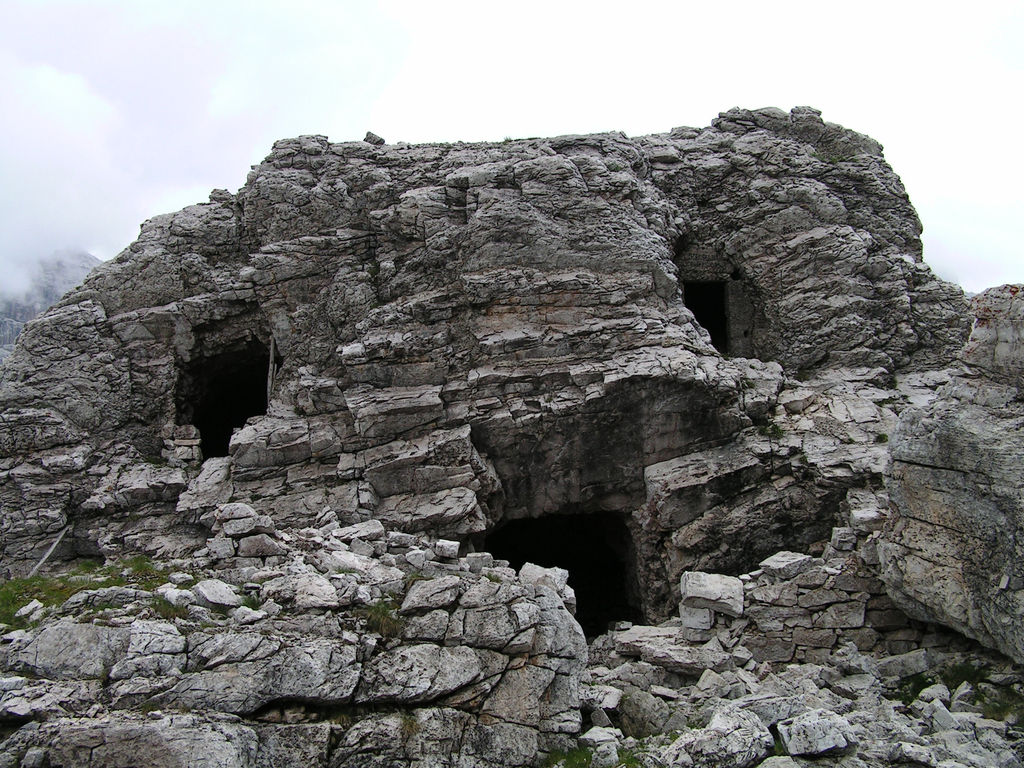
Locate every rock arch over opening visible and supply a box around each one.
[484,510,642,637]
[176,339,277,458]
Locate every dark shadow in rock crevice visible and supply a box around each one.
[176,339,278,458]
[484,509,643,637]
[673,235,758,359]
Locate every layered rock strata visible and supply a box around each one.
[0,107,1000,766]
[0,107,968,595]
[882,284,1024,665]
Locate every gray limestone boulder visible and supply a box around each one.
[6,620,129,680]
[193,578,243,609]
[758,551,814,581]
[680,572,744,617]
[661,705,773,767]
[0,714,261,767]
[777,708,854,756]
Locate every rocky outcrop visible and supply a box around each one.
[0,107,968,587]
[0,108,1001,766]
[0,523,585,767]
[0,249,99,363]
[881,285,1024,664]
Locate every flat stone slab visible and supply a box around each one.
[680,572,744,617]
[613,625,733,674]
[759,551,815,580]
[640,643,733,674]
[192,579,243,609]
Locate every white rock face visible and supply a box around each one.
[882,284,1024,663]
[680,572,744,617]
[778,709,854,756]
[963,284,1024,382]
[192,579,243,609]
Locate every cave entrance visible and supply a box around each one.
[176,340,275,459]
[484,510,642,637]
[683,280,729,354]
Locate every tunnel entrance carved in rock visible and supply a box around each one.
[683,281,729,354]
[176,340,276,458]
[674,235,757,358]
[484,510,642,637]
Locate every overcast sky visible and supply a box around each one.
[1,0,1021,295]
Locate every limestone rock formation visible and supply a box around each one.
[2,107,1015,767]
[0,249,99,363]
[0,106,969,587]
[881,285,1024,664]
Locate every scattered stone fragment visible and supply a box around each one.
[192,579,243,609]
[680,572,744,617]
[759,551,815,581]
[778,709,854,756]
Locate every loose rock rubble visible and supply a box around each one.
[578,530,1024,767]
[0,525,585,766]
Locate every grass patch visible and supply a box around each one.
[399,712,420,740]
[874,433,889,443]
[812,150,850,164]
[0,556,170,628]
[758,421,784,440]
[151,596,190,621]
[0,571,123,627]
[403,571,430,590]
[122,556,169,591]
[979,687,1024,722]
[541,747,594,768]
[358,599,403,638]
[941,662,987,691]
[241,593,262,611]
[772,733,788,756]
[894,672,934,705]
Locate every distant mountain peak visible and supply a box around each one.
[0,249,100,361]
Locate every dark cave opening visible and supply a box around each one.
[177,340,275,459]
[484,510,642,637]
[683,280,729,354]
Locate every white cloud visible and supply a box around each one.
[0,51,127,292]
[0,0,1021,295]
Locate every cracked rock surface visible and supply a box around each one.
[881,284,1024,665]
[1,108,1018,766]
